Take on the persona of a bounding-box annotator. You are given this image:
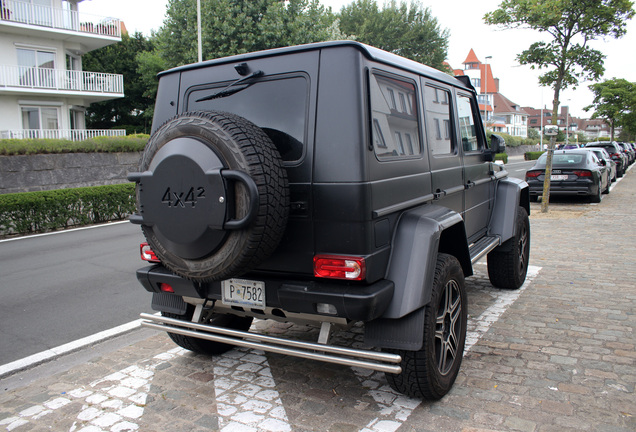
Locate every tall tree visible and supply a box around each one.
[83,32,156,134]
[338,0,450,71]
[153,0,342,69]
[137,0,346,109]
[484,0,634,212]
[585,78,636,141]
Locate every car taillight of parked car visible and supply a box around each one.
[525,171,541,179]
[140,242,160,263]
[313,255,366,280]
[573,170,592,178]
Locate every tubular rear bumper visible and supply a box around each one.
[136,265,394,322]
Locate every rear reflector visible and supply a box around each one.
[313,255,366,281]
[140,242,160,263]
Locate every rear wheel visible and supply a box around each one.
[487,206,530,289]
[385,254,467,400]
[163,305,253,356]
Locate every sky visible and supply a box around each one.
[79,0,636,118]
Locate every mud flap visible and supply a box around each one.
[364,307,426,351]
[151,292,188,315]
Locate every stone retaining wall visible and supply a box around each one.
[0,152,141,194]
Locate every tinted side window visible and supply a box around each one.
[424,85,453,155]
[456,94,481,152]
[187,76,307,162]
[370,74,421,160]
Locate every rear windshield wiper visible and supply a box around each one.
[195,70,264,102]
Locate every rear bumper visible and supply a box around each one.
[527,182,598,196]
[136,265,394,322]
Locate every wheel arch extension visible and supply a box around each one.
[365,205,470,350]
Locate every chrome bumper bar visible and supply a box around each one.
[140,313,402,374]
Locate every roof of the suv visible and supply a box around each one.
[159,40,465,90]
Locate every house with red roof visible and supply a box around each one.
[454,49,529,138]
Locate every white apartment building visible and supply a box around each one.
[0,0,124,140]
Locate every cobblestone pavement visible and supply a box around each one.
[1,169,634,432]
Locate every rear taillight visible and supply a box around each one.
[313,255,366,281]
[525,171,541,178]
[159,283,174,293]
[140,242,160,263]
[574,170,592,177]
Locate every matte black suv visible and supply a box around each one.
[129,41,531,400]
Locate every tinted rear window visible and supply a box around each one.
[537,153,585,166]
[187,76,308,162]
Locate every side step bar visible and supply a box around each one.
[469,235,501,264]
[140,313,402,374]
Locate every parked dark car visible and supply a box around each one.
[585,142,627,177]
[526,149,610,203]
[617,142,635,165]
[586,147,617,182]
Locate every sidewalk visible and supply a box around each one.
[1,170,634,432]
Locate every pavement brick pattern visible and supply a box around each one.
[1,169,634,431]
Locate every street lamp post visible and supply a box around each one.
[484,56,492,126]
[565,103,569,147]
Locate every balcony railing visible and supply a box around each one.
[1,0,121,37]
[0,65,124,95]
[1,129,126,141]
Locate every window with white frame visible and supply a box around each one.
[17,48,56,88]
[21,106,59,136]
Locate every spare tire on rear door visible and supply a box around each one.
[129,111,289,282]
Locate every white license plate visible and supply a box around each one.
[551,175,568,181]
[222,278,265,309]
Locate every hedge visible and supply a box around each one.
[0,135,149,156]
[524,151,545,161]
[0,183,136,237]
[495,153,508,164]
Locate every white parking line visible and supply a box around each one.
[0,315,155,378]
[0,220,129,243]
[4,266,543,431]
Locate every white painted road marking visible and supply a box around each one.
[3,266,541,431]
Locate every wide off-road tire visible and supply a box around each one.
[487,206,530,289]
[136,111,289,282]
[385,253,467,400]
[163,306,253,356]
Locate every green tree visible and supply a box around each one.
[485,0,634,212]
[82,32,156,134]
[585,78,636,141]
[338,0,449,71]
[153,0,341,69]
[527,127,540,140]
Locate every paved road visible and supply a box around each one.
[0,222,153,365]
[1,163,634,432]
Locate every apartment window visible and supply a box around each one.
[12,0,53,26]
[21,106,59,136]
[17,48,56,88]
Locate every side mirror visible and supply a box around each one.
[490,134,506,154]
